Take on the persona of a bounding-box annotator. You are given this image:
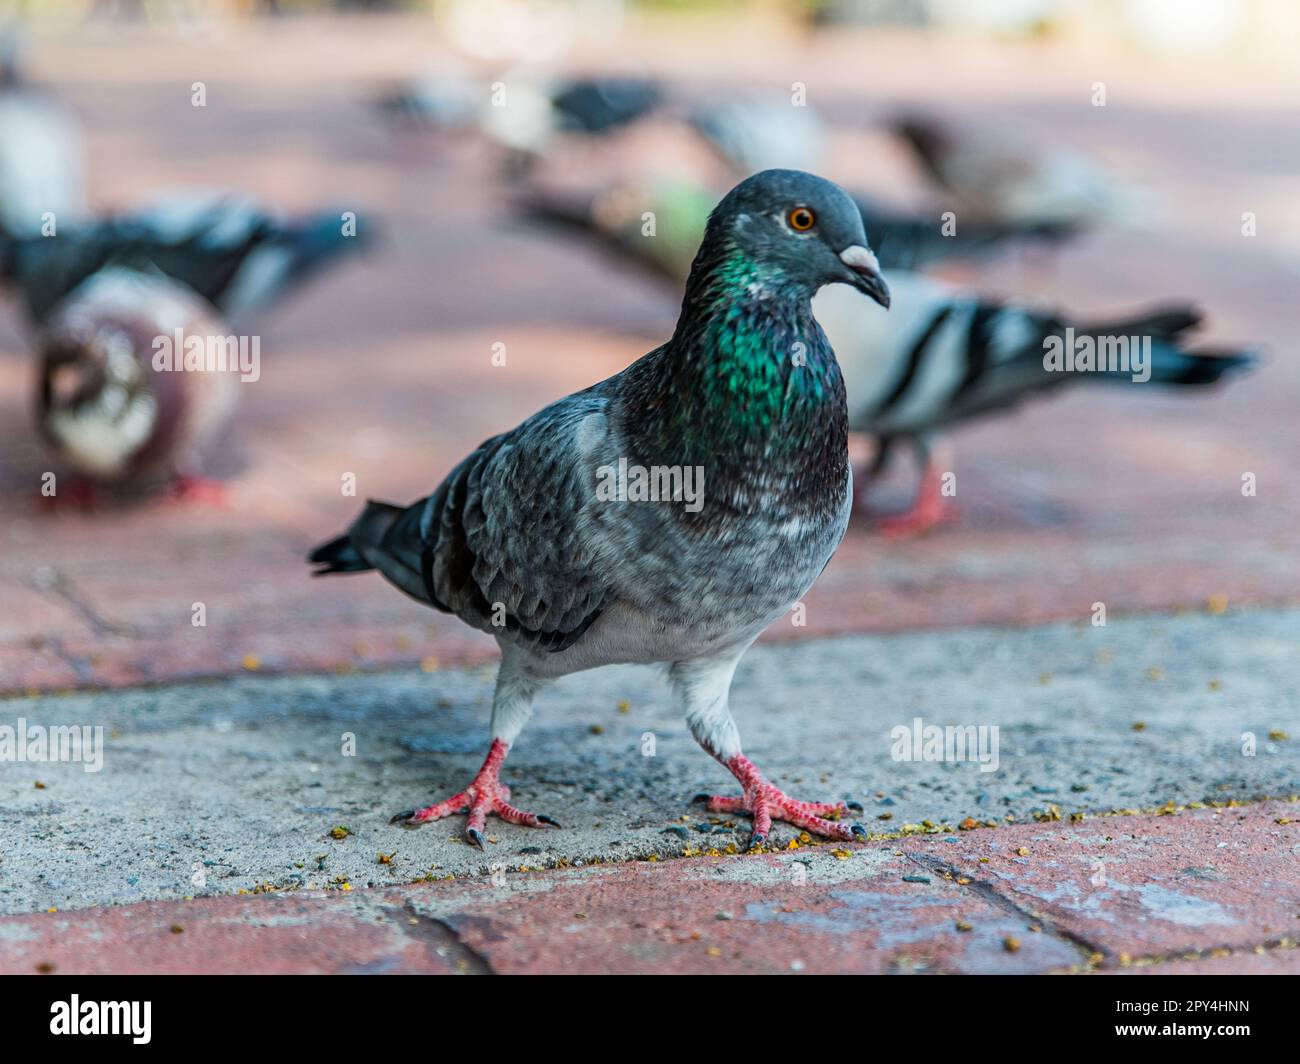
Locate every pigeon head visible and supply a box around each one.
[697,168,890,307]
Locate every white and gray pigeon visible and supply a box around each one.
[37,267,239,504]
[688,94,829,175]
[0,34,87,237]
[813,270,1256,534]
[1,189,368,325]
[377,69,662,178]
[310,169,891,850]
[893,114,1139,229]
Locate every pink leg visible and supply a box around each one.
[38,475,102,511]
[163,474,231,507]
[875,451,959,538]
[390,739,560,848]
[695,754,866,850]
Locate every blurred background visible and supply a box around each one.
[1,0,1297,693]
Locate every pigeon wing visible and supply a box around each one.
[376,391,616,653]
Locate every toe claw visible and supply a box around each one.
[846,800,865,813]
[536,814,562,828]
[389,809,416,825]
[692,793,711,804]
[747,832,766,852]
[466,827,486,850]
[850,823,867,839]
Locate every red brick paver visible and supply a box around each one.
[4,801,1293,975]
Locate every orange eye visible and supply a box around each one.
[788,206,816,231]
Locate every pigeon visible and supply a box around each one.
[519,174,1071,284]
[0,33,87,237]
[377,73,660,137]
[1,190,367,325]
[812,270,1257,534]
[309,169,890,849]
[549,77,663,136]
[377,70,662,177]
[892,113,1135,229]
[36,266,240,504]
[689,95,829,175]
[372,69,481,129]
[685,96,1074,263]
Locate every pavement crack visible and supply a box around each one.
[1104,933,1300,972]
[390,903,495,975]
[906,850,1105,967]
[30,567,140,638]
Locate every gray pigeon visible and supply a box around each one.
[892,113,1136,229]
[814,270,1256,534]
[310,169,890,850]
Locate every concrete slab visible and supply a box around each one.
[2,610,1296,916]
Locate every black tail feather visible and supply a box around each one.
[1148,346,1257,385]
[1069,305,1257,387]
[308,500,405,576]
[515,190,599,234]
[1077,305,1202,341]
[308,533,369,575]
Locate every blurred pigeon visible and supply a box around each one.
[0,32,87,237]
[2,190,367,325]
[550,76,662,135]
[813,271,1256,534]
[893,113,1135,228]
[689,95,828,175]
[687,97,1075,260]
[377,70,662,172]
[517,177,717,282]
[519,174,1072,283]
[373,70,481,129]
[37,267,240,504]
[310,169,888,849]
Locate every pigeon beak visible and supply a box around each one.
[839,245,891,308]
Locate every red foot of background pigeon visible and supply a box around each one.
[38,476,102,512]
[164,474,232,507]
[874,459,958,538]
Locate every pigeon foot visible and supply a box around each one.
[874,494,958,538]
[874,454,958,538]
[38,476,103,511]
[694,754,866,851]
[389,738,560,848]
[164,474,231,507]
